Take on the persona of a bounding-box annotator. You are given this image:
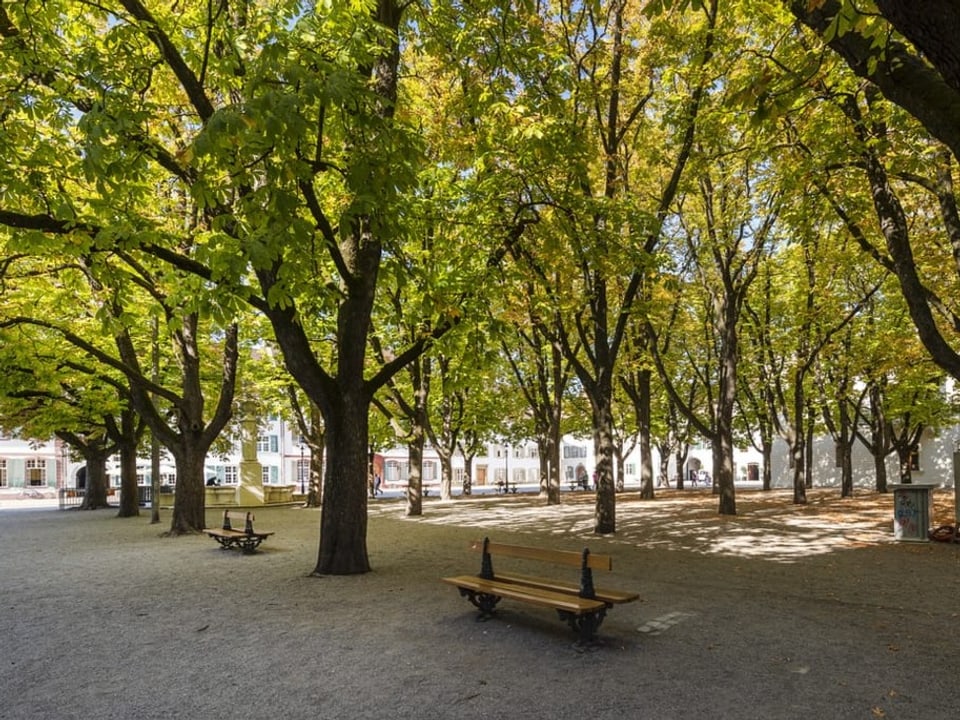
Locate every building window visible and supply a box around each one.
[261,466,279,485]
[256,435,279,453]
[910,447,921,472]
[0,459,6,487]
[26,458,46,487]
[224,466,238,485]
[563,445,587,459]
[385,460,408,484]
[423,462,437,481]
[297,459,309,485]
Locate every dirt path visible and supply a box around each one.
[1,488,958,719]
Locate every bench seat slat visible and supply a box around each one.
[492,571,639,605]
[441,575,606,614]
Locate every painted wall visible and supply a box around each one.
[768,426,958,489]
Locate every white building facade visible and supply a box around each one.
[2,417,956,495]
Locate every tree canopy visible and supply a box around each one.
[1,0,959,574]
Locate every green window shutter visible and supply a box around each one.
[270,466,279,484]
[270,435,279,453]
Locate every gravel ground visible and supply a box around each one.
[1,488,959,720]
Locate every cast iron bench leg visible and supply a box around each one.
[458,588,502,619]
[557,607,607,644]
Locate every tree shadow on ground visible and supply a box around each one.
[372,487,956,564]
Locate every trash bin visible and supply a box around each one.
[891,483,937,542]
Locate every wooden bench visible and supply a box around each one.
[442,537,639,644]
[204,510,273,554]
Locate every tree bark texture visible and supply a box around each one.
[314,392,371,575]
[593,391,618,535]
[168,436,207,535]
[79,450,110,510]
[115,410,140,518]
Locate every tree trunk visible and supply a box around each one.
[675,447,688,490]
[461,450,475,496]
[538,443,550,499]
[546,407,562,504]
[791,438,807,504]
[791,374,807,504]
[897,446,913,483]
[116,410,140,518]
[79,448,110,510]
[167,435,207,534]
[714,289,738,515]
[439,452,453,501]
[593,392,617,534]
[116,433,140,517]
[761,438,773,491]
[150,427,162,524]
[657,446,670,488]
[638,368,655,500]
[117,317,237,535]
[406,359,427,514]
[406,437,424,517]
[314,394,370,575]
[838,399,854,498]
[874,446,889,493]
[614,450,625,493]
[309,446,324,507]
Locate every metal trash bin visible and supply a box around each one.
[891,483,937,542]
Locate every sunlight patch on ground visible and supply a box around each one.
[636,611,697,635]
[370,488,908,564]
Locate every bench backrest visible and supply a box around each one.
[470,537,612,599]
[469,539,612,570]
[222,510,255,534]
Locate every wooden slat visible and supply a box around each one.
[493,572,639,605]
[204,528,274,539]
[441,576,606,614]
[469,539,613,571]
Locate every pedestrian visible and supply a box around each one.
[374,473,382,496]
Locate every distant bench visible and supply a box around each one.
[204,510,273,554]
[442,538,638,644]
